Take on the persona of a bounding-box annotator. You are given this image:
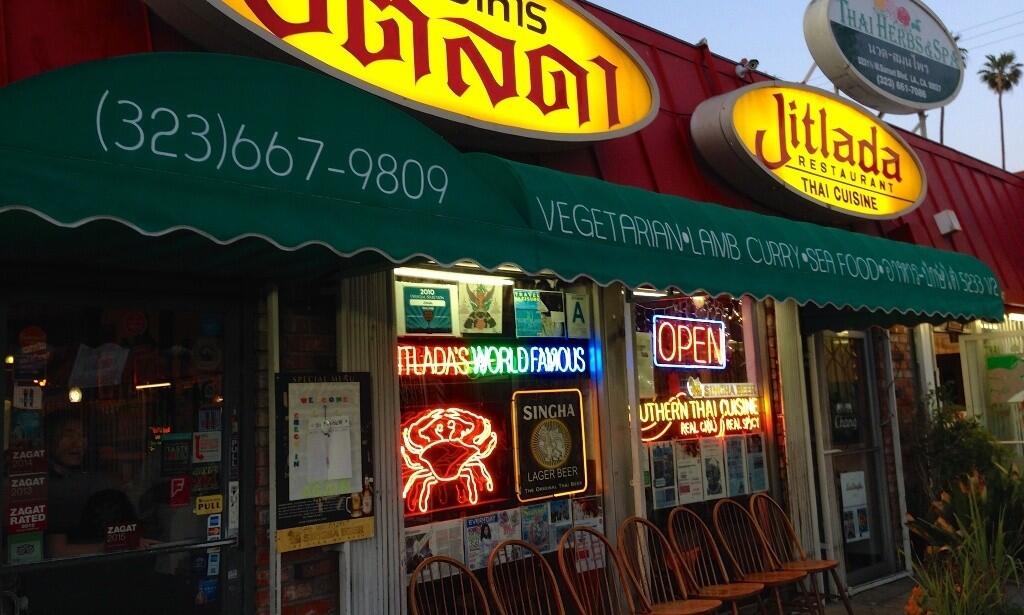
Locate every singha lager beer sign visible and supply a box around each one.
[691,82,926,221]
[805,0,964,113]
[512,389,587,502]
[146,0,659,142]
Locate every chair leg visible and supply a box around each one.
[773,588,785,615]
[809,575,825,615]
[756,592,769,615]
[828,568,854,615]
[731,601,740,615]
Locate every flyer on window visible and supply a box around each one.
[404,519,465,580]
[513,289,566,338]
[650,441,678,510]
[699,438,726,500]
[725,436,748,497]
[745,434,768,493]
[673,440,704,504]
[464,508,521,570]
[459,282,503,335]
[275,373,375,552]
[840,471,870,543]
[396,282,459,336]
[521,502,553,552]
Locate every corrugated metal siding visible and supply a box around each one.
[337,272,404,615]
[0,0,1019,306]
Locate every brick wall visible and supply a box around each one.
[763,299,790,507]
[255,286,340,615]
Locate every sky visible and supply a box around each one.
[588,1,1024,172]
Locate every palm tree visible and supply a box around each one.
[978,51,1022,170]
[939,35,967,145]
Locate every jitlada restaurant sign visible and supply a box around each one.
[691,82,926,221]
[151,0,659,141]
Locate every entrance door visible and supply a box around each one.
[809,332,898,587]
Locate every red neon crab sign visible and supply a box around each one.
[401,407,499,514]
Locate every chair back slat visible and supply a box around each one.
[749,493,806,563]
[556,526,635,615]
[409,556,492,615]
[668,505,732,590]
[712,499,774,578]
[617,516,689,609]
[487,540,566,615]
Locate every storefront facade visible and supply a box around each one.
[0,2,1018,614]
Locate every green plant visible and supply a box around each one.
[908,467,1024,560]
[910,383,1006,502]
[909,486,1022,615]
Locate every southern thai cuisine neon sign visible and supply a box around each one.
[652,316,727,370]
[397,343,588,378]
[401,407,498,514]
[640,380,761,442]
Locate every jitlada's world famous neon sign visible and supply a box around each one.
[397,342,588,377]
[184,0,659,140]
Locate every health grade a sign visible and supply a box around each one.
[691,82,926,222]
[165,0,658,141]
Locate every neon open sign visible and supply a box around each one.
[652,316,727,370]
[397,342,588,378]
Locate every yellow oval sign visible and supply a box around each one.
[691,82,926,221]
[199,0,658,141]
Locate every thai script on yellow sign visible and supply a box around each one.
[731,85,925,218]
[215,0,658,139]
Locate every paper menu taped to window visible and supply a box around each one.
[306,417,353,482]
[288,381,362,501]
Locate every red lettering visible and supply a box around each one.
[343,0,431,82]
[526,45,591,126]
[244,0,329,38]
[443,18,518,106]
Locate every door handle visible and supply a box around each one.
[823,448,843,455]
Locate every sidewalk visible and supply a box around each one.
[823,577,915,615]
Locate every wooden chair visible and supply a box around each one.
[749,494,853,615]
[409,556,492,615]
[487,539,566,615]
[616,517,722,615]
[711,499,815,615]
[557,526,638,615]
[667,506,766,615]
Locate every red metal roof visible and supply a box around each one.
[2,0,1021,307]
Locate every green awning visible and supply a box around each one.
[0,53,1004,323]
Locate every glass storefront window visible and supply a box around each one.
[395,267,603,574]
[2,302,229,613]
[633,294,767,525]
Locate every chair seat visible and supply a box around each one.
[782,559,839,573]
[782,560,839,573]
[739,570,807,586]
[649,598,724,615]
[696,582,765,601]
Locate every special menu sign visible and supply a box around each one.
[805,0,963,113]
[691,82,926,221]
[512,389,587,502]
[145,0,659,142]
